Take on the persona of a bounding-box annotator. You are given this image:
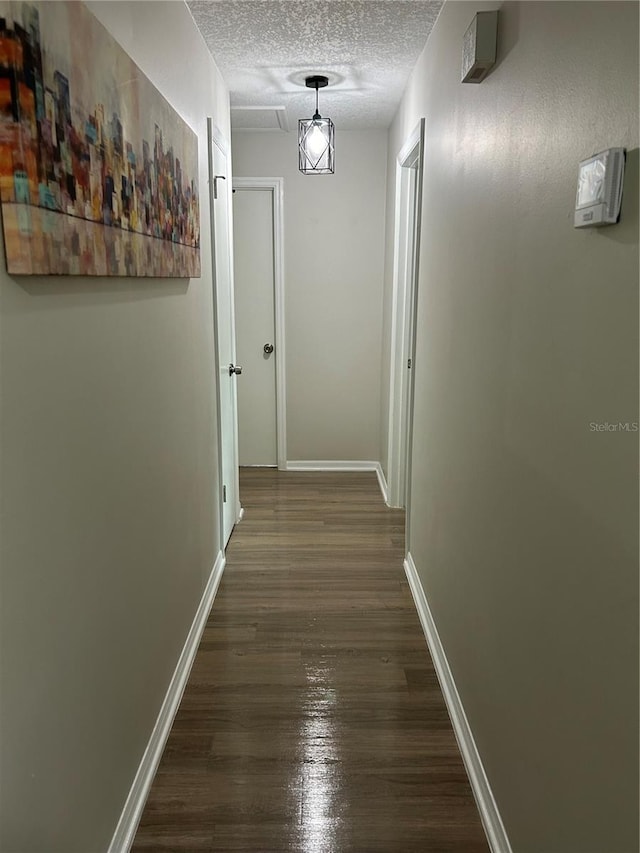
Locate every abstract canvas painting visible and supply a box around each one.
[0,1,200,277]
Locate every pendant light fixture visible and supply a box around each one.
[298,75,335,175]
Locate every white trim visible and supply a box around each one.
[398,121,423,167]
[209,121,228,157]
[232,178,287,471]
[108,551,226,853]
[285,460,389,503]
[272,180,287,470]
[403,552,513,853]
[286,460,379,472]
[386,162,410,507]
[375,462,389,505]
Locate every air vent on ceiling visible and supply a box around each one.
[231,106,289,132]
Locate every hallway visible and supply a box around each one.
[132,469,489,851]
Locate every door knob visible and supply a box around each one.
[263,343,274,354]
[228,363,242,376]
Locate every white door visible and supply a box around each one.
[208,122,240,545]
[401,161,419,506]
[233,187,277,466]
[387,119,425,520]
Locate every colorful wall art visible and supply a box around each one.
[0,1,200,277]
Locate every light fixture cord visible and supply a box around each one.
[315,83,320,119]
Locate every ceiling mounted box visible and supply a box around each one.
[461,10,498,83]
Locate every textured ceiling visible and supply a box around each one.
[188,1,443,130]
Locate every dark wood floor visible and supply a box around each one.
[132,469,489,852]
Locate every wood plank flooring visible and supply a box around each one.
[132,469,489,852]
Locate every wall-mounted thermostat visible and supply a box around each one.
[461,11,498,83]
[574,147,625,228]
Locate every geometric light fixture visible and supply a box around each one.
[298,75,335,175]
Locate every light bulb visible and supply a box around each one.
[307,123,327,160]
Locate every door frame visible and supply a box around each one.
[208,119,241,546]
[232,177,287,470]
[386,119,425,534]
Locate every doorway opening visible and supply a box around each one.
[386,119,425,549]
[232,178,287,481]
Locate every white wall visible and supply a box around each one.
[384,2,638,851]
[232,130,387,462]
[0,3,230,850]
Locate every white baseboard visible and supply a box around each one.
[404,552,513,853]
[108,550,226,853]
[286,459,380,472]
[374,462,389,505]
[285,460,389,504]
